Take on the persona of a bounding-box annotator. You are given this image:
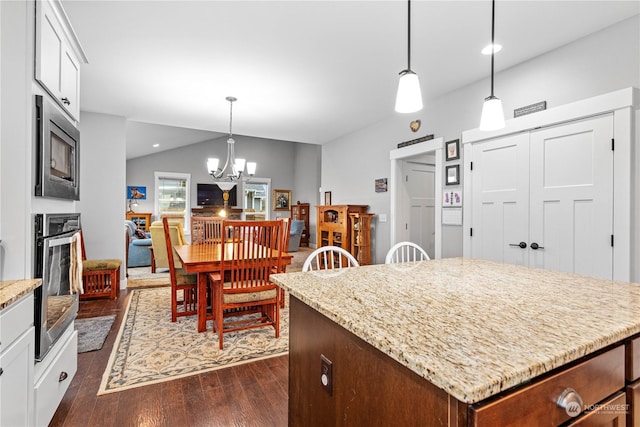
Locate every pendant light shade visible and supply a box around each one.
[479,0,505,131]
[395,0,423,113]
[479,95,505,131]
[395,70,423,113]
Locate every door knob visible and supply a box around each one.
[509,242,527,249]
[61,97,71,105]
[530,242,544,250]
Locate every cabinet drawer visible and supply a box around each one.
[34,329,77,427]
[565,391,627,426]
[626,336,640,382]
[0,293,34,353]
[628,380,639,427]
[471,345,625,426]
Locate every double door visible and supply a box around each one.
[469,114,614,279]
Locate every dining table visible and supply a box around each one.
[174,243,293,332]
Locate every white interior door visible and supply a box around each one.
[470,133,530,266]
[529,114,614,279]
[402,161,435,258]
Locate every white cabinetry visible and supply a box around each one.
[34,324,77,427]
[462,88,635,282]
[35,0,88,121]
[0,293,35,427]
[468,115,614,279]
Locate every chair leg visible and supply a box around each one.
[171,285,177,322]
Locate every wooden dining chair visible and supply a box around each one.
[384,241,430,264]
[191,216,223,244]
[162,217,198,322]
[274,218,291,308]
[302,246,359,272]
[209,220,282,349]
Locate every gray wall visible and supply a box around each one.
[321,15,640,264]
[126,135,321,244]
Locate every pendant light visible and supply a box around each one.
[479,0,505,131]
[206,96,256,191]
[395,0,423,113]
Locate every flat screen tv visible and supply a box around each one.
[197,183,237,207]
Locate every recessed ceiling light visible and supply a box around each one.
[481,43,502,55]
[153,144,159,148]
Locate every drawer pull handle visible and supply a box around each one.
[556,387,583,417]
[59,371,68,382]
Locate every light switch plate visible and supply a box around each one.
[320,354,333,396]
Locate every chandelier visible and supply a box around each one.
[207,96,256,192]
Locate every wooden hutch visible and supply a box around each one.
[291,202,310,247]
[349,213,374,266]
[316,205,371,264]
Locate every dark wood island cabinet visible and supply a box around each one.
[272,258,640,426]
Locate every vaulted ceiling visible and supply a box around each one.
[61,1,639,159]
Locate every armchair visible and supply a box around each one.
[149,220,187,271]
[288,220,305,252]
[125,220,152,267]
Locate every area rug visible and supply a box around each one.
[126,267,170,289]
[98,287,288,395]
[75,315,116,353]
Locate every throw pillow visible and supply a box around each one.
[134,228,147,239]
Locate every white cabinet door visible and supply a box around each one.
[529,114,614,279]
[0,327,35,427]
[470,132,530,266]
[60,49,81,118]
[470,114,614,278]
[35,0,83,121]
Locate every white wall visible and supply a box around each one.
[322,15,640,264]
[78,112,127,276]
[0,0,31,280]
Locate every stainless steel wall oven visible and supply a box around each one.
[35,94,80,200]
[34,213,80,361]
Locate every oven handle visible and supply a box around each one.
[47,236,75,247]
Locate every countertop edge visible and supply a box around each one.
[0,279,42,310]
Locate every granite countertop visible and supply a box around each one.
[0,279,42,310]
[271,257,640,404]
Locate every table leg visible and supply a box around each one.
[198,272,207,332]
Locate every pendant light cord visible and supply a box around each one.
[490,0,496,97]
[228,99,233,137]
[407,0,412,70]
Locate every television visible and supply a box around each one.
[197,183,237,207]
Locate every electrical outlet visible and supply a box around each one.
[320,354,333,395]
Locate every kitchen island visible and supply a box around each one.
[272,258,640,426]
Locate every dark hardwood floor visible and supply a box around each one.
[50,290,288,427]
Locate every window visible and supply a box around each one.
[155,172,190,233]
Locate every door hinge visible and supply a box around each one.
[470,161,473,171]
[470,228,473,237]
[611,138,615,151]
[611,235,614,247]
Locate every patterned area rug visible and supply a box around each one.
[126,267,170,289]
[98,287,288,395]
[75,315,116,353]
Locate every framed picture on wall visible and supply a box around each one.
[446,165,460,186]
[127,186,147,200]
[445,139,460,161]
[273,189,291,211]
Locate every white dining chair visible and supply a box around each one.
[302,246,359,272]
[385,241,430,264]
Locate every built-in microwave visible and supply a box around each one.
[35,94,80,200]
